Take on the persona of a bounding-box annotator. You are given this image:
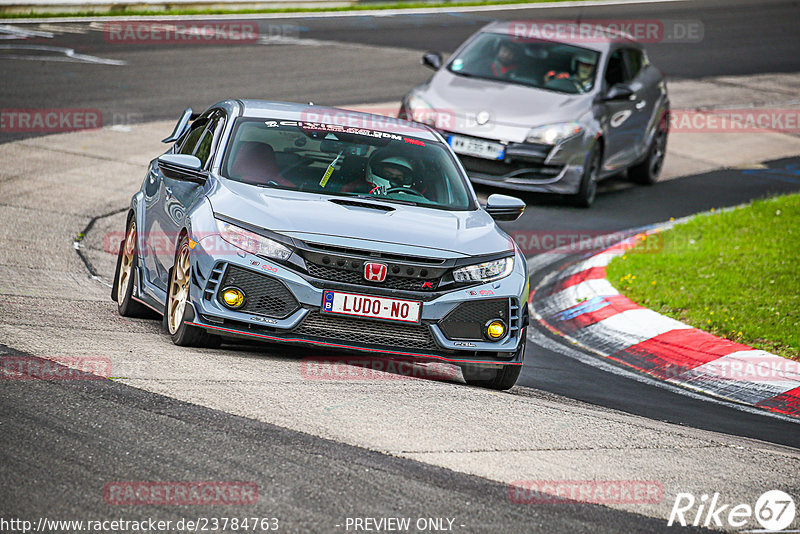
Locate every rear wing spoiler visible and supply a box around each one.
[161,108,201,143]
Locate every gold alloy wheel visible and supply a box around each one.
[167,243,191,335]
[117,222,136,307]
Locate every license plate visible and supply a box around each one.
[322,291,421,323]
[448,134,505,160]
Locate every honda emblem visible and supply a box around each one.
[364,262,388,282]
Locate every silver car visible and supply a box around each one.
[400,21,670,207]
[112,100,530,390]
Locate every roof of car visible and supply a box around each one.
[481,20,644,52]
[235,100,440,141]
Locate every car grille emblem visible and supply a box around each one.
[364,262,388,282]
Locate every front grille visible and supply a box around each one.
[460,155,564,181]
[306,262,440,292]
[439,298,510,341]
[293,311,438,351]
[305,242,446,266]
[217,265,300,319]
[300,242,447,293]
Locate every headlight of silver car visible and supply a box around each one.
[453,257,514,283]
[216,219,292,260]
[406,94,436,126]
[526,122,583,145]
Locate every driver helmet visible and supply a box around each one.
[572,52,598,72]
[367,155,416,193]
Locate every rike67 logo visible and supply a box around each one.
[668,490,796,531]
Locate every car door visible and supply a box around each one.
[620,48,657,159]
[628,48,668,161]
[141,117,204,291]
[599,47,639,172]
[153,110,226,288]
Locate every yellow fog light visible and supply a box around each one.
[486,320,506,340]
[221,287,245,309]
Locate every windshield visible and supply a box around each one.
[221,118,475,211]
[448,32,601,95]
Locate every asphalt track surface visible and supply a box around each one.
[1,0,799,530]
[3,0,798,440]
[1,346,688,533]
[2,0,800,142]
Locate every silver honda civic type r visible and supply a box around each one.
[399,21,670,207]
[112,100,530,390]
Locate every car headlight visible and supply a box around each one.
[216,219,291,260]
[526,122,583,145]
[453,257,514,283]
[406,94,436,126]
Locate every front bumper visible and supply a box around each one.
[441,129,589,195]
[184,238,528,366]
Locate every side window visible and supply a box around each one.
[604,49,628,87]
[194,130,214,167]
[194,112,225,169]
[624,49,644,80]
[177,120,207,156]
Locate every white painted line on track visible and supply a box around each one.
[0,23,53,38]
[0,43,126,64]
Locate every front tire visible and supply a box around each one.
[629,118,668,185]
[112,220,152,318]
[572,145,601,208]
[164,236,220,348]
[461,329,526,390]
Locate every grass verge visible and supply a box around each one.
[606,194,799,360]
[0,0,587,19]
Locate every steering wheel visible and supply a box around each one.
[562,78,585,91]
[544,71,570,82]
[543,76,585,93]
[385,187,427,199]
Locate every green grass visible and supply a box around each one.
[606,194,800,360]
[0,0,587,19]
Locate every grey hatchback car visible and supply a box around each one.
[111,100,530,390]
[400,21,670,207]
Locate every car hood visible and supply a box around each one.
[419,70,592,142]
[208,180,513,259]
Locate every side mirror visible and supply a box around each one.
[157,154,206,182]
[161,108,193,143]
[485,194,526,221]
[421,51,443,70]
[601,83,635,102]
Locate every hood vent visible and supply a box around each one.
[328,198,395,212]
